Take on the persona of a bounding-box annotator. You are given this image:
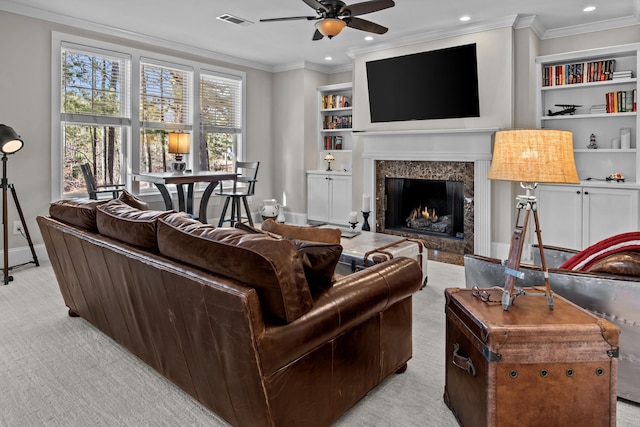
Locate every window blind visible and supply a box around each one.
[200,72,242,133]
[140,61,193,127]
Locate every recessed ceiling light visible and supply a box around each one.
[460,15,471,22]
[583,6,596,12]
[325,56,333,61]
[364,36,374,41]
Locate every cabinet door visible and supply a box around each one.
[536,185,583,250]
[307,174,329,222]
[328,175,352,225]
[582,187,639,247]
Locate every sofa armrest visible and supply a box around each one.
[257,257,422,375]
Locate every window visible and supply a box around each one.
[199,72,243,173]
[60,44,130,195]
[53,34,245,199]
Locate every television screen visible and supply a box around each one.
[366,44,480,122]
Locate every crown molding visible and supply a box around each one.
[346,15,518,59]
[0,0,276,73]
[541,15,640,39]
[272,60,351,74]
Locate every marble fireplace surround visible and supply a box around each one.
[361,128,496,257]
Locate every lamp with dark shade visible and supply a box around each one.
[168,132,190,173]
[0,124,38,285]
[488,129,579,310]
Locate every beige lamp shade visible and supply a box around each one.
[316,18,346,38]
[488,129,579,184]
[324,153,335,162]
[168,132,190,155]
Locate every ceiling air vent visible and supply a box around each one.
[216,14,253,26]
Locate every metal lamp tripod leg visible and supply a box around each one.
[2,156,38,285]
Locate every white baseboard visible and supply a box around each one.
[1,243,49,271]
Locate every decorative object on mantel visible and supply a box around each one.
[349,211,358,230]
[488,129,579,311]
[587,133,597,149]
[324,152,335,171]
[361,193,371,231]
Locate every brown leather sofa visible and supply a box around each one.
[37,198,423,427]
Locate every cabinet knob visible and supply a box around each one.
[576,191,581,194]
[584,191,589,195]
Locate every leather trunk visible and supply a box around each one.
[444,287,619,427]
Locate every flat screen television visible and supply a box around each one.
[366,44,480,122]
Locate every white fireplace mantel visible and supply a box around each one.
[358,128,497,256]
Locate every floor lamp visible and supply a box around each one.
[1,124,39,285]
[488,129,579,310]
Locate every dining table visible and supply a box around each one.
[132,171,237,224]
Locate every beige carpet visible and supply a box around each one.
[1,261,637,426]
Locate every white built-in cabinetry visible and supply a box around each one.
[306,171,352,225]
[307,82,353,225]
[535,44,640,250]
[317,82,353,171]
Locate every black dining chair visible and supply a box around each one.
[217,161,259,227]
[80,163,125,200]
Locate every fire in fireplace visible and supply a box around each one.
[385,177,464,239]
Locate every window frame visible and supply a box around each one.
[51,32,246,200]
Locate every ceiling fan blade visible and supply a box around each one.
[260,16,318,22]
[340,0,395,17]
[312,29,324,40]
[346,17,388,34]
[302,0,330,13]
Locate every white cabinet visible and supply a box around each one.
[536,44,640,183]
[536,184,639,250]
[307,171,352,225]
[317,83,352,171]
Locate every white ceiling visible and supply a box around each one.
[1,0,639,71]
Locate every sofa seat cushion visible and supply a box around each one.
[49,199,107,231]
[157,214,313,323]
[96,200,172,250]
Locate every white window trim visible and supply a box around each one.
[51,31,246,201]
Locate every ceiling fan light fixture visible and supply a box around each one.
[316,18,346,38]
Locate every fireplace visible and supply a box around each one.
[361,128,495,257]
[385,177,464,239]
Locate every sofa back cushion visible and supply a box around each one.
[96,200,172,250]
[157,213,313,323]
[118,189,149,210]
[49,199,107,231]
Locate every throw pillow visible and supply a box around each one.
[587,251,640,277]
[559,232,640,271]
[49,199,107,231]
[236,222,342,290]
[157,216,313,323]
[261,219,341,244]
[118,189,149,210]
[96,200,172,250]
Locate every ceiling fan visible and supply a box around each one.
[260,0,395,40]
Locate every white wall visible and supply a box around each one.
[0,10,274,258]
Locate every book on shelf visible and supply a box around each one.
[612,70,633,79]
[605,89,637,113]
[590,104,607,114]
[321,94,351,109]
[323,135,343,150]
[322,114,353,130]
[543,59,617,87]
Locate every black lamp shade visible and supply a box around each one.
[0,124,24,155]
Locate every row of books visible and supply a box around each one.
[321,94,351,109]
[604,89,637,113]
[542,59,620,86]
[323,135,343,150]
[322,115,352,130]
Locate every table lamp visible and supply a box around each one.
[324,153,335,171]
[488,129,579,310]
[168,132,190,173]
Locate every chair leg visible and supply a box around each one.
[230,197,238,227]
[218,197,231,227]
[233,197,242,226]
[241,196,254,226]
